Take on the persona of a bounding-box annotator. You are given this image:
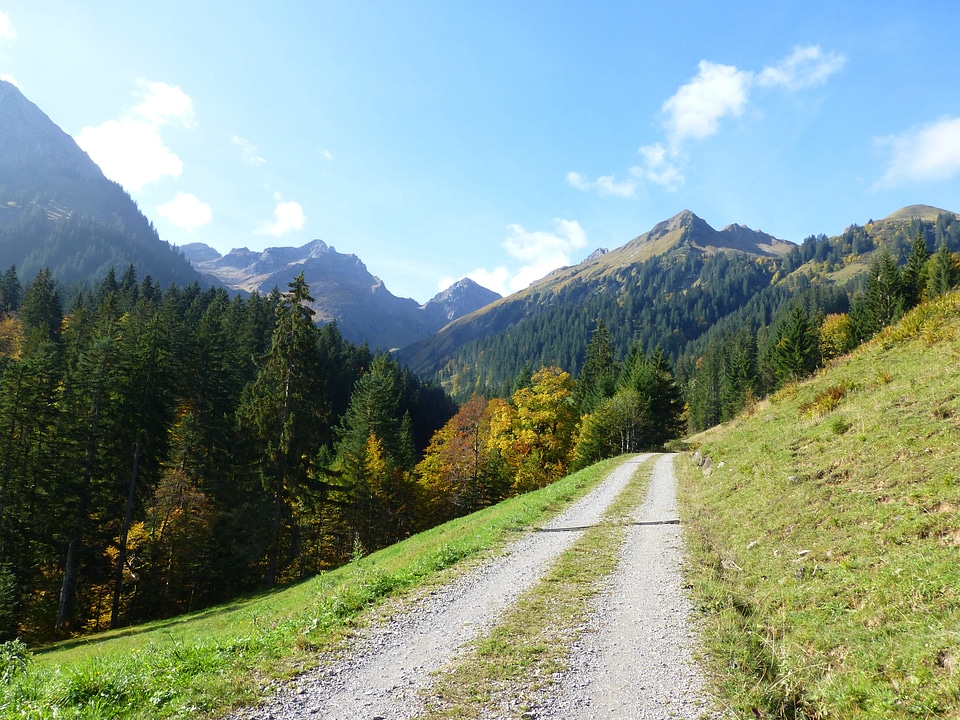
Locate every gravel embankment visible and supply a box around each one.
[226,454,654,720]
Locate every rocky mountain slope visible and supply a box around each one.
[0,80,202,288]
[183,240,500,349]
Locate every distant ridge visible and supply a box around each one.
[184,241,500,349]
[398,209,795,386]
[879,204,958,223]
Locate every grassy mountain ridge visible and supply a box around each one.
[679,288,960,717]
[399,210,801,395]
[401,205,960,399]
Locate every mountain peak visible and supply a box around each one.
[0,79,103,180]
[424,278,501,321]
[880,204,960,224]
[0,80,203,288]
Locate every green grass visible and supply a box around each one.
[678,290,960,719]
[421,454,654,719]
[3,455,629,720]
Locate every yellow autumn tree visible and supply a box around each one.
[0,315,22,360]
[415,397,511,523]
[496,366,578,493]
[820,312,855,361]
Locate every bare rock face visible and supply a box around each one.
[186,241,501,350]
[424,278,501,322]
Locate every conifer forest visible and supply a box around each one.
[0,212,959,643]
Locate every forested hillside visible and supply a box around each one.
[401,207,960,427]
[0,264,688,641]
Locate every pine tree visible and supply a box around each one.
[334,354,416,550]
[0,266,21,314]
[771,304,819,383]
[863,246,904,336]
[20,268,62,347]
[237,273,328,587]
[573,320,617,414]
[903,230,930,308]
[925,244,959,299]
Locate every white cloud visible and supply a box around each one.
[131,80,194,127]
[568,45,844,197]
[466,219,588,295]
[156,192,212,230]
[0,11,15,40]
[0,73,18,87]
[464,267,512,296]
[565,170,635,197]
[876,117,960,187]
[319,148,333,160]
[75,80,193,191]
[77,118,183,191]
[662,60,752,147]
[757,45,846,90]
[258,196,306,236]
[231,135,265,166]
[634,143,684,190]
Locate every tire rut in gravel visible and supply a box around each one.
[224,454,653,720]
[532,453,720,720]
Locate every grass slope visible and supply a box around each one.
[2,456,627,719]
[679,290,960,718]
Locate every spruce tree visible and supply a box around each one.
[238,273,327,586]
[20,268,62,347]
[863,246,904,336]
[903,230,930,308]
[772,304,819,383]
[0,266,21,314]
[926,244,958,298]
[573,320,617,415]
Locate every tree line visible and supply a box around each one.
[0,265,687,642]
[681,230,960,430]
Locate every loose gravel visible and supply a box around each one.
[532,453,719,719]
[224,453,717,720]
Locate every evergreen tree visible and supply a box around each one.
[334,354,416,551]
[573,320,617,414]
[20,268,62,347]
[862,246,904,337]
[771,304,819,383]
[0,266,21,314]
[903,230,930,308]
[237,273,328,587]
[109,303,173,627]
[925,244,959,298]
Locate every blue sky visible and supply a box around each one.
[2,2,960,303]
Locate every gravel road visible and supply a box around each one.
[532,453,718,720]
[226,453,716,720]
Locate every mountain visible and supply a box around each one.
[184,240,500,349]
[0,79,202,288]
[397,210,797,394]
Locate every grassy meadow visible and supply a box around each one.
[679,290,960,718]
[0,456,628,719]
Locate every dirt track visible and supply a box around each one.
[226,453,718,720]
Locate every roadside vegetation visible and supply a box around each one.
[0,456,625,719]
[679,289,960,718]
